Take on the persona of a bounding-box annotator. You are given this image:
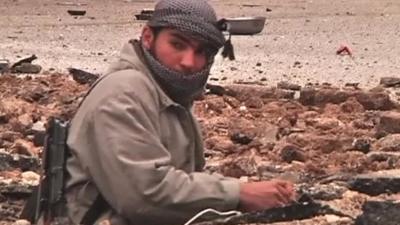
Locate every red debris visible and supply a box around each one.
[336,44,353,56]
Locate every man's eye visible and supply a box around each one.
[195,48,206,56]
[171,41,185,50]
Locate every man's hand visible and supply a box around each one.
[238,179,296,212]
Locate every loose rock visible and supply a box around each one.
[280,144,306,163]
[11,63,41,74]
[380,77,400,88]
[277,81,302,91]
[68,67,99,85]
[355,201,400,225]
[376,112,400,138]
[348,170,400,196]
[230,132,253,145]
[373,134,400,151]
[351,138,371,154]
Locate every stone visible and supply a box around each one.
[355,201,400,225]
[299,87,395,110]
[0,102,11,124]
[0,59,9,73]
[298,110,319,120]
[18,114,32,128]
[230,132,253,145]
[22,86,47,103]
[30,121,46,147]
[298,183,348,200]
[11,63,42,74]
[0,151,40,171]
[280,144,306,163]
[205,97,226,114]
[224,84,276,101]
[277,81,301,91]
[13,220,31,225]
[348,169,400,196]
[12,139,38,156]
[205,83,226,96]
[306,117,342,130]
[287,133,353,153]
[373,133,400,151]
[221,156,258,178]
[275,89,295,99]
[0,131,21,142]
[355,91,395,110]
[367,151,400,162]
[380,77,400,87]
[68,67,99,85]
[21,171,40,182]
[351,138,371,154]
[223,96,240,108]
[205,137,236,153]
[351,119,375,130]
[245,96,264,109]
[340,97,365,113]
[299,87,317,105]
[0,179,34,195]
[376,112,400,137]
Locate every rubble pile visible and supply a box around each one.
[1,73,400,225]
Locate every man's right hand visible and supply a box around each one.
[238,179,296,212]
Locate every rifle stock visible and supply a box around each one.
[20,118,69,225]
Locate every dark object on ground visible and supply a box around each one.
[336,45,352,56]
[355,201,400,225]
[67,10,86,16]
[224,17,266,35]
[0,152,40,172]
[348,172,400,196]
[194,194,352,225]
[135,14,152,20]
[11,63,42,74]
[280,144,306,163]
[380,77,400,88]
[230,132,253,145]
[11,55,37,68]
[68,68,99,85]
[351,138,371,154]
[277,81,301,91]
[206,83,226,96]
[135,8,153,21]
[0,59,9,73]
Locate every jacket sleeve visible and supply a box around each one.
[69,91,240,224]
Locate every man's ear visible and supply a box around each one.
[141,26,155,50]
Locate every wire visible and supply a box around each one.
[183,208,242,225]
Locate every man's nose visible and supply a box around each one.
[180,49,196,72]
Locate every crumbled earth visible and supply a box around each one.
[1,73,400,224]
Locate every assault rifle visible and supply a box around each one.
[20,118,69,225]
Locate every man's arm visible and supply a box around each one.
[67,91,240,225]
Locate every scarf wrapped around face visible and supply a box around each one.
[141,44,212,105]
[140,0,226,105]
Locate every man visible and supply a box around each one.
[65,0,296,225]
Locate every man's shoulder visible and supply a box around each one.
[80,69,162,113]
[101,68,155,93]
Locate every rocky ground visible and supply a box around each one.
[1,72,400,225]
[1,0,400,225]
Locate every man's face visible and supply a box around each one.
[142,26,209,74]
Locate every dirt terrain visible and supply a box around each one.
[1,0,400,87]
[1,0,400,225]
[1,72,400,225]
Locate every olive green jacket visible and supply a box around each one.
[65,40,240,225]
